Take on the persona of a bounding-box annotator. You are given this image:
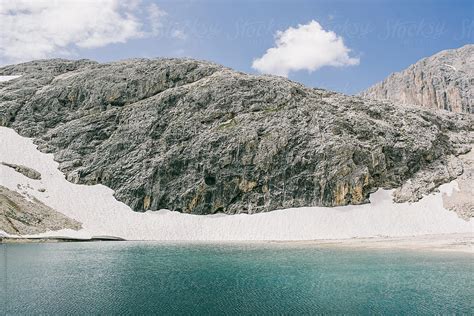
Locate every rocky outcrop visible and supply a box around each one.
[442,150,474,220]
[392,155,463,203]
[1,162,42,180]
[0,186,82,235]
[0,58,472,215]
[361,45,473,113]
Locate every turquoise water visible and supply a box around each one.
[1,242,473,315]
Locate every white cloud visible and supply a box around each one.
[171,29,187,40]
[147,3,167,36]
[0,0,168,63]
[252,20,359,77]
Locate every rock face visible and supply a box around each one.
[0,186,82,235]
[442,150,474,220]
[360,45,473,113]
[0,58,472,215]
[1,162,42,180]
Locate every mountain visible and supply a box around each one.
[0,58,472,217]
[361,45,473,113]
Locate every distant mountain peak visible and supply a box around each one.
[361,44,473,113]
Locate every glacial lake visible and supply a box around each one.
[1,242,473,314]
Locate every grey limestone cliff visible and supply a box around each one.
[361,44,473,113]
[0,58,472,215]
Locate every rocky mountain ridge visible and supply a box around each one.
[0,58,472,215]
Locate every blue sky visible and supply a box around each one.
[1,0,473,94]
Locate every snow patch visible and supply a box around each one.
[0,126,472,241]
[0,75,21,82]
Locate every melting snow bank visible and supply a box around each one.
[0,126,472,241]
[0,75,21,82]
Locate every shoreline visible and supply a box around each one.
[276,233,474,254]
[2,233,472,254]
[0,235,125,243]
